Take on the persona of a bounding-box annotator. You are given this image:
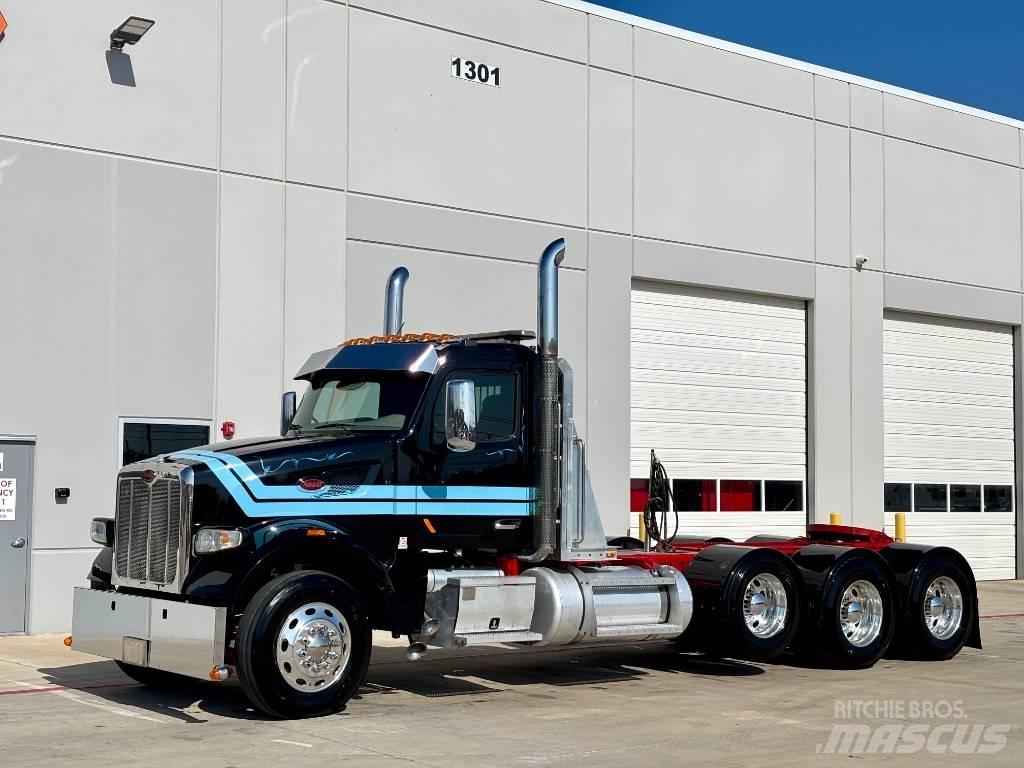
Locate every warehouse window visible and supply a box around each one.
[984,486,1013,512]
[884,483,912,512]
[630,479,650,512]
[950,485,981,512]
[914,484,947,512]
[673,479,717,512]
[764,481,803,512]
[121,419,211,466]
[720,480,761,512]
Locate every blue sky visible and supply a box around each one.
[588,1,1023,121]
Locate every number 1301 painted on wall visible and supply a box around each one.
[452,57,501,87]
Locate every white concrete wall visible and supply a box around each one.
[1,0,1022,630]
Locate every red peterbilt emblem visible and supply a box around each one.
[141,469,157,484]
[298,477,326,492]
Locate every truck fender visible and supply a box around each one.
[233,519,399,633]
[879,543,982,650]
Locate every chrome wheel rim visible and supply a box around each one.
[742,573,789,639]
[923,576,963,641]
[276,602,351,692]
[839,579,884,648]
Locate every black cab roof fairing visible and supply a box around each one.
[294,342,440,381]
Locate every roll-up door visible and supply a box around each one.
[630,284,807,542]
[883,312,1016,581]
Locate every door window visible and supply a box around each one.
[433,371,519,444]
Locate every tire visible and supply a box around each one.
[680,546,802,661]
[115,661,195,690]
[902,558,975,661]
[816,557,895,669]
[237,570,371,719]
[718,557,802,661]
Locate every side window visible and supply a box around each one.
[433,370,519,444]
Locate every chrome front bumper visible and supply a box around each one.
[71,588,228,680]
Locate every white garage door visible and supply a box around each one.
[630,284,807,542]
[883,312,1016,581]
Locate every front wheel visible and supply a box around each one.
[237,570,371,719]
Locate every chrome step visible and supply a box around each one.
[593,623,684,639]
[453,630,544,646]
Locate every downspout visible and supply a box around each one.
[520,238,565,562]
[384,267,410,335]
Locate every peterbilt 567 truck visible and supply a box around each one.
[71,239,981,719]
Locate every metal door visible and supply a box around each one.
[0,441,33,634]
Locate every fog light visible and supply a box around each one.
[193,528,244,554]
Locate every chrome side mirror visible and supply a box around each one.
[445,380,477,452]
[281,391,297,436]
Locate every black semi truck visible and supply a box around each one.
[71,239,980,719]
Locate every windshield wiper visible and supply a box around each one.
[311,422,354,432]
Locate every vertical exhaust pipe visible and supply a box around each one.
[522,238,565,562]
[384,267,410,335]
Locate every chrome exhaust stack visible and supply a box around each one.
[384,266,410,335]
[521,238,565,562]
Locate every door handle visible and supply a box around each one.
[494,519,521,531]
[10,538,26,549]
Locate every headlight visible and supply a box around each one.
[193,528,245,554]
[90,518,114,547]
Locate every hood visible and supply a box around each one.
[167,431,396,489]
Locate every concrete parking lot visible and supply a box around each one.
[2,581,1022,768]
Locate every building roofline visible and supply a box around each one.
[546,0,1024,131]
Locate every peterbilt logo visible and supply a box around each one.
[141,469,157,484]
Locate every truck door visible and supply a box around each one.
[415,366,533,551]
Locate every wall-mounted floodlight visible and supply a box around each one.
[110,17,154,50]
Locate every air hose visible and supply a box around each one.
[643,449,679,550]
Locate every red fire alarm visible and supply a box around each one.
[221,421,236,439]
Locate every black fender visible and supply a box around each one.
[88,546,114,589]
[228,519,401,635]
[790,544,895,628]
[681,544,804,646]
[880,543,982,649]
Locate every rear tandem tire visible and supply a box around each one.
[718,557,802,662]
[902,557,975,661]
[816,557,895,669]
[237,570,371,719]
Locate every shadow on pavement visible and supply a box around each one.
[36,643,763,721]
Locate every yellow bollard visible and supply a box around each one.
[829,511,842,526]
[894,511,906,543]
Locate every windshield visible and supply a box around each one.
[291,371,430,433]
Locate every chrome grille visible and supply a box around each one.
[114,474,184,586]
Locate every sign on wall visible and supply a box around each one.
[0,477,15,521]
[451,56,501,87]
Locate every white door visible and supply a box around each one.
[883,313,1016,581]
[630,284,807,542]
